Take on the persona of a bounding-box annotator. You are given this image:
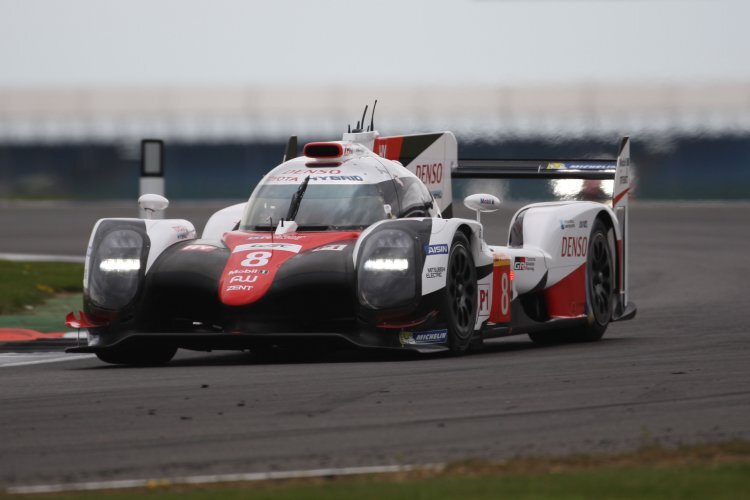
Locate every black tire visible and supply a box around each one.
[529,218,614,344]
[575,218,615,341]
[96,344,177,366]
[443,232,478,354]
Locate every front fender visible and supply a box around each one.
[83,217,197,318]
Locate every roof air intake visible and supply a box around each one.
[304,142,343,159]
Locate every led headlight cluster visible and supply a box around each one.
[88,228,147,310]
[358,229,418,309]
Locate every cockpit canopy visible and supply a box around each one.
[240,155,436,231]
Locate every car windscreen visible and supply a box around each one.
[241,183,390,230]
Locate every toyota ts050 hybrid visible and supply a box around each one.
[67,104,636,365]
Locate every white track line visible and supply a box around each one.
[0,353,94,368]
[7,463,445,494]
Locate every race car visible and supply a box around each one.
[67,104,636,364]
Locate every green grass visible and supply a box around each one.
[0,261,83,316]
[7,442,750,499]
[10,463,749,500]
[0,293,82,332]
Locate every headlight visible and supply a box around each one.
[357,229,418,309]
[363,258,409,272]
[99,258,141,272]
[88,228,147,310]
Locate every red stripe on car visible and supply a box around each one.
[544,264,587,318]
[372,136,403,161]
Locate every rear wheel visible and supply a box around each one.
[530,218,614,344]
[96,344,177,366]
[443,233,478,354]
[573,218,614,341]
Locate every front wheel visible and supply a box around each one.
[442,233,478,355]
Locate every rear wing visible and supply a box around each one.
[453,159,616,180]
[453,137,633,309]
[452,136,631,205]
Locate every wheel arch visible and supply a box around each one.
[594,208,621,293]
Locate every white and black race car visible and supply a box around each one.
[67,105,636,364]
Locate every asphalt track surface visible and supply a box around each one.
[0,202,749,488]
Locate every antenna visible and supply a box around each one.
[370,99,377,132]
[359,105,368,132]
[283,136,297,162]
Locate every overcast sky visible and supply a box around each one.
[1,0,747,88]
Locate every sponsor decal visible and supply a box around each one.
[478,283,490,316]
[569,164,612,170]
[425,266,445,279]
[548,162,614,171]
[479,197,495,205]
[424,244,449,255]
[430,189,443,200]
[619,175,629,185]
[312,244,347,252]
[579,220,588,229]
[182,244,217,252]
[229,275,258,284]
[513,256,536,271]
[248,234,305,241]
[619,158,631,167]
[234,243,302,254]
[559,219,576,230]
[400,329,448,345]
[172,225,194,240]
[280,168,342,175]
[226,285,253,292]
[561,236,588,257]
[269,174,364,182]
[309,175,364,182]
[229,268,269,275]
[415,163,443,185]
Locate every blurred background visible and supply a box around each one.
[0,0,748,203]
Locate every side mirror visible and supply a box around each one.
[138,194,169,219]
[464,194,500,223]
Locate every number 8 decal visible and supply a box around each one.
[500,272,510,316]
[241,251,271,267]
[490,259,512,323]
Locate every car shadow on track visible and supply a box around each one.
[76,336,638,369]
